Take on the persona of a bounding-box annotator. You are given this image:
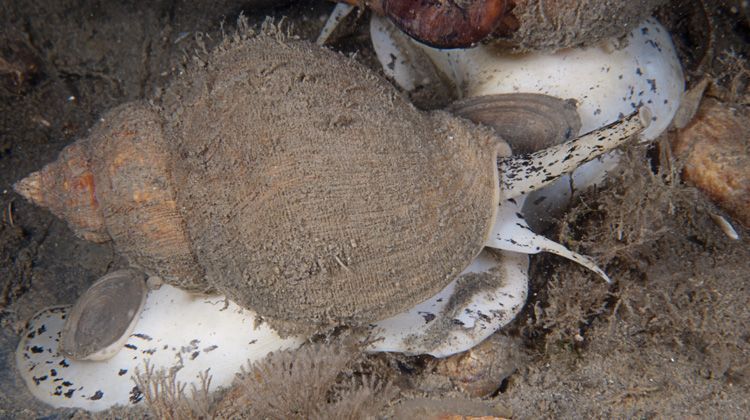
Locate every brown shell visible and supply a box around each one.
[87,103,210,292]
[450,93,581,155]
[162,35,504,328]
[15,103,210,292]
[17,34,508,330]
[14,140,109,243]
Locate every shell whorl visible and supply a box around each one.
[15,103,210,292]
[14,136,108,243]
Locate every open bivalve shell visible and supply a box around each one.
[16,284,302,411]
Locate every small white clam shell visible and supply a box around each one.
[16,285,302,411]
[709,213,740,240]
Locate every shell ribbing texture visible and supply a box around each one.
[90,104,209,291]
[163,37,500,327]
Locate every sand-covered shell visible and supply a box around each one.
[163,35,509,329]
[16,34,509,331]
[15,103,210,292]
[492,0,667,51]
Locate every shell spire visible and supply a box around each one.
[14,140,110,243]
[14,102,210,292]
[13,170,43,206]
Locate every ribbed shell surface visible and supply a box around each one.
[162,34,501,327]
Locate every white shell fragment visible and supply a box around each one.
[710,213,740,240]
[16,285,302,411]
[368,249,528,357]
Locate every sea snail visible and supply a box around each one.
[15,32,648,411]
